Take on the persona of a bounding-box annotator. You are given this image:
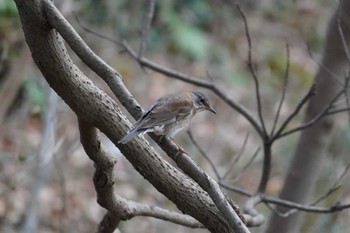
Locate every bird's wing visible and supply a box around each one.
[132,95,194,131]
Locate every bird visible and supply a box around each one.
[118,91,216,144]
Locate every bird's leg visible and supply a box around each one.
[159,135,187,156]
[170,138,187,156]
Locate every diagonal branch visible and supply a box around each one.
[235,4,267,136]
[276,88,346,139]
[222,133,250,180]
[152,136,250,232]
[78,120,203,231]
[17,1,249,232]
[188,130,221,180]
[271,84,317,141]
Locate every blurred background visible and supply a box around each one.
[1,0,349,232]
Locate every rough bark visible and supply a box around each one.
[14,0,235,232]
[265,2,350,233]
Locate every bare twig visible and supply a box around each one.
[337,6,350,126]
[276,88,345,139]
[262,162,350,217]
[270,43,290,136]
[324,106,350,116]
[337,5,350,66]
[138,0,155,57]
[74,13,124,47]
[230,147,260,184]
[307,45,343,85]
[235,4,267,136]
[222,133,250,180]
[187,130,220,180]
[219,182,253,197]
[272,84,317,140]
[261,195,350,213]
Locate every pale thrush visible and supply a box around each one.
[118,91,216,144]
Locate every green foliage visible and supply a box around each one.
[0,0,17,16]
[17,154,27,162]
[155,0,213,60]
[223,68,248,85]
[23,75,45,107]
[0,0,18,32]
[168,17,209,59]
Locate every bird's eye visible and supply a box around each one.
[200,98,205,103]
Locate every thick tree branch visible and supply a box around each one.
[43,0,142,118]
[78,120,203,230]
[15,0,246,232]
[42,1,251,231]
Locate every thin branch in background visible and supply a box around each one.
[342,75,350,127]
[325,106,350,116]
[187,130,220,180]
[261,195,350,213]
[222,132,250,180]
[235,2,271,195]
[74,13,123,47]
[277,87,346,139]
[219,182,253,197]
[264,184,342,218]
[270,43,290,136]
[230,147,260,184]
[331,162,350,190]
[307,45,343,86]
[235,4,267,136]
[206,70,215,83]
[261,162,350,216]
[337,5,350,66]
[138,0,155,57]
[337,7,350,127]
[272,83,317,140]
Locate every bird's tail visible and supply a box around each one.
[118,128,143,144]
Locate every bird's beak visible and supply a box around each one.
[206,105,216,114]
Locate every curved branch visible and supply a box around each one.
[78,120,203,229]
[15,1,245,232]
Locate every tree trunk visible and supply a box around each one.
[265,2,350,233]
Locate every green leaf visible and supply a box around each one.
[23,76,45,107]
[18,154,27,162]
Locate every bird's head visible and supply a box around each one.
[191,92,216,114]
